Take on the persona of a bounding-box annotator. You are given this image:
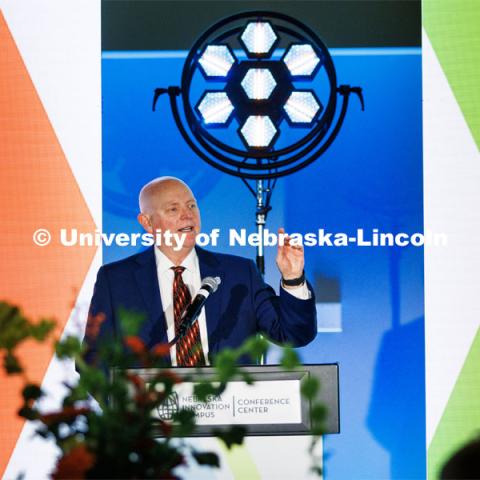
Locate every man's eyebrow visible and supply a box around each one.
[163,199,196,207]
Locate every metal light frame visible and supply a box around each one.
[153,10,364,274]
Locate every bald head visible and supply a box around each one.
[139,176,193,215]
[137,176,201,262]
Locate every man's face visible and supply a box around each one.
[141,181,201,253]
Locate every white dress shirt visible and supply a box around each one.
[154,247,311,366]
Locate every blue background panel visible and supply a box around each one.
[102,48,424,479]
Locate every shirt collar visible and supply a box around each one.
[154,247,197,275]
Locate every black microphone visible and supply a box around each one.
[173,276,221,342]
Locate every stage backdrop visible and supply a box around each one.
[100,2,424,479]
[1,1,479,479]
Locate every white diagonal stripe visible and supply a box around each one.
[423,28,480,445]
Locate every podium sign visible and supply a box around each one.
[160,379,303,425]
[124,364,339,436]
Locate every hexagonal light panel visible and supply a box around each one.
[284,91,323,124]
[196,92,234,125]
[240,21,278,57]
[283,44,320,77]
[240,115,277,148]
[198,45,235,78]
[241,68,277,100]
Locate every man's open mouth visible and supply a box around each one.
[178,226,194,233]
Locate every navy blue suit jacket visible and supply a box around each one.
[84,247,317,365]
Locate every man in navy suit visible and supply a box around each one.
[84,177,316,366]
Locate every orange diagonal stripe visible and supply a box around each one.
[0,12,97,476]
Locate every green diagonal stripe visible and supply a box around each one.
[427,326,480,480]
[423,0,480,149]
[218,440,261,480]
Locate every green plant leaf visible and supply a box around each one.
[311,404,327,423]
[173,409,196,424]
[78,366,107,395]
[301,376,320,400]
[310,403,327,436]
[0,303,55,350]
[213,349,238,383]
[193,382,219,402]
[0,303,29,349]
[311,465,323,476]
[29,319,56,341]
[240,336,269,359]
[192,451,220,467]
[22,384,43,401]
[18,405,38,421]
[55,336,82,359]
[172,409,196,437]
[118,307,145,336]
[280,346,300,369]
[4,351,23,374]
[213,426,246,449]
[62,384,89,406]
[241,371,255,385]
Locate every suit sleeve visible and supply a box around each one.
[82,266,116,366]
[248,260,317,347]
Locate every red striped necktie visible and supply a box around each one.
[171,266,206,367]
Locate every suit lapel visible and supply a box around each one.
[196,247,224,357]
[134,248,168,346]
[132,247,223,360]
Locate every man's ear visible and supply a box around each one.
[137,213,152,234]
